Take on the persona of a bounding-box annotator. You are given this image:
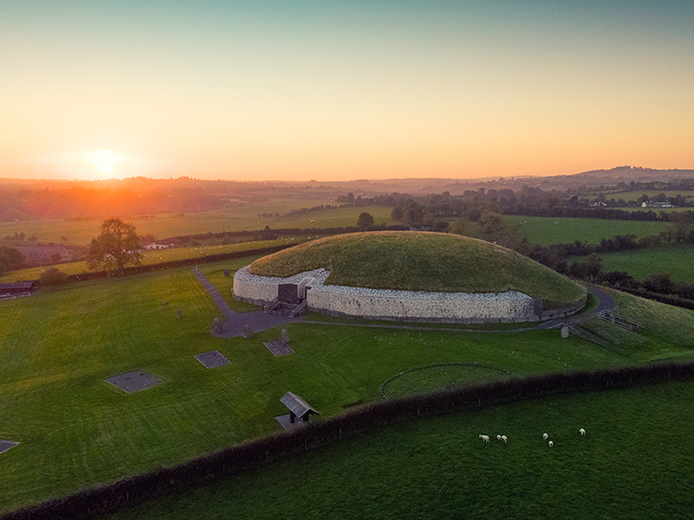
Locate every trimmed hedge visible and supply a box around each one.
[3,362,694,519]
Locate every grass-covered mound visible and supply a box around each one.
[249,231,586,307]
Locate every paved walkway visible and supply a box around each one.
[193,269,299,337]
[193,268,615,337]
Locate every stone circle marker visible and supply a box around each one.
[105,371,163,393]
[561,326,569,338]
[195,350,230,369]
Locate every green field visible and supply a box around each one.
[506,216,671,246]
[0,238,304,284]
[1,254,694,514]
[594,244,694,284]
[601,189,694,201]
[107,380,694,520]
[0,203,396,246]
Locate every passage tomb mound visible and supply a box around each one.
[233,232,586,323]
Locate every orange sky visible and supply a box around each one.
[2,1,693,181]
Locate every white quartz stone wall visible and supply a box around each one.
[233,265,566,322]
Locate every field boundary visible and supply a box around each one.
[4,362,694,520]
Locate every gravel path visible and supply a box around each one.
[193,268,299,337]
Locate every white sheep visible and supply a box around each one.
[543,433,549,440]
[479,435,490,443]
[501,435,507,443]
[579,428,586,436]
[496,435,502,441]
[548,441,553,447]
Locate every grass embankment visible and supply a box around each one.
[593,244,694,284]
[105,380,694,520]
[505,216,670,246]
[250,231,586,307]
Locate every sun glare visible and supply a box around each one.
[83,149,126,175]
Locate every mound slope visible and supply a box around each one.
[249,231,585,308]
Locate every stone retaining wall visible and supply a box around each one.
[233,265,584,323]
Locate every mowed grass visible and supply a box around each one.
[0,238,303,284]
[250,232,586,306]
[106,380,694,520]
[1,258,693,513]
[595,244,694,284]
[506,216,670,246]
[0,202,395,246]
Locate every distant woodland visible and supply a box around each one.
[2,166,694,222]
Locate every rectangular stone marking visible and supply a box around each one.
[263,341,294,356]
[0,440,18,454]
[105,371,162,393]
[195,350,230,369]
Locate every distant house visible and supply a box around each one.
[15,245,68,265]
[143,242,174,251]
[641,201,674,208]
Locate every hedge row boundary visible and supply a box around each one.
[4,362,694,519]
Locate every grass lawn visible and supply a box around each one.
[105,380,694,520]
[592,244,694,284]
[0,203,396,246]
[506,216,670,246]
[1,257,693,514]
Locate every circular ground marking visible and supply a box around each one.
[381,363,514,400]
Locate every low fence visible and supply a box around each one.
[4,362,694,520]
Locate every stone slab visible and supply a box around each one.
[274,413,305,431]
[0,440,18,454]
[263,341,295,356]
[195,350,230,369]
[105,371,162,393]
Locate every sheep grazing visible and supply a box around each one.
[501,435,507,443]
[479,435,490,443]
[548,441,554,447]
[543,433,549,440]
[496,435,502,441]
[579,428,586,436]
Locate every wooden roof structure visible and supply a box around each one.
[0,281,38,294]
[280,391,319,420]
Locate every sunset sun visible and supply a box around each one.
[83,149,125,175]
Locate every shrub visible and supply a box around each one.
[39,267,68,285]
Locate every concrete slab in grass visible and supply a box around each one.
[105,371,162,393]
[274,414,306,431]
[263,341,294,356]
[195,350,230,369]
[0,440,18,454]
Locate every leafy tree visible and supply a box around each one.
[357,212,375,229]
[0,246,25,273]
[86,218,143,272]
[450,216,473,236]
[40,267,68,285]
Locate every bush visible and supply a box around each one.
[39,267,68,285]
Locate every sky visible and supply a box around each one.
[1,0,694,182]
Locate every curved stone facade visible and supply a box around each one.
[233,265,585,324]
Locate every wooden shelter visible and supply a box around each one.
[280,391,319,424]
[0,281,38,296]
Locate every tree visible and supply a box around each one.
[0,246,25,273]
[357,212,375,230]
[86,218,143,272]
[40,267,68,285]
